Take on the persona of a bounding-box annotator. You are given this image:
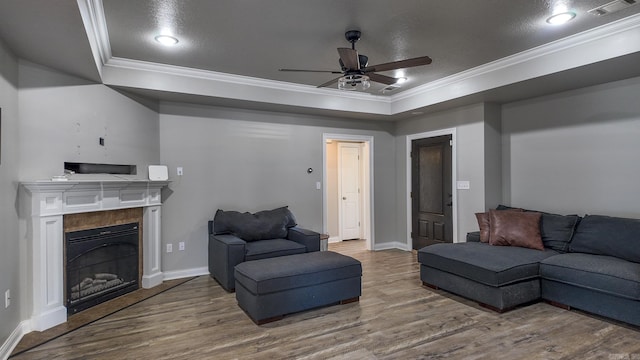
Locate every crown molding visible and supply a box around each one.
[392,12,640,104]
[81,0,640,117]
[77,0,111,79]
[104,57,389,103]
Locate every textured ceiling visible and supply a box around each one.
[0,0,639,118]
[101,0,640,94]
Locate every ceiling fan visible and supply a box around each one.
[279,30,432,91]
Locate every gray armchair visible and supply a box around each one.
[208,207,320,291]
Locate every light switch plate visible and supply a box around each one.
[457,180,470,190]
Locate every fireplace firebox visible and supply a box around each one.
[65,222,140,314]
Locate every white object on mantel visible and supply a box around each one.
[148,165,169,181]
[19,179,170,331]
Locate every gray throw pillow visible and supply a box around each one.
[213,207,295,241]
[569,215,640,263]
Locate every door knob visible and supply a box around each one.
[342,197,347,200]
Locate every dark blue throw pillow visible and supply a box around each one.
[213,207,297,241]
[495,205,580,252]
[569,215,640,263]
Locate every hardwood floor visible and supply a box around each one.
[12,240,640,359]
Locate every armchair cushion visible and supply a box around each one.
[213,206,297,241]
[245,239,306,261]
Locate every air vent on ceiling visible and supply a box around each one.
[589,0,637,16]
[381,85,400,93]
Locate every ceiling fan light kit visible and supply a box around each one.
[338,74,371,91]
[279,29,432,92]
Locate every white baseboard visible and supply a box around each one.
[1,320,30,360]
[163,267,209,281]
[373,241,410,251]
[328,236,341,243]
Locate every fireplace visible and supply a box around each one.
[20,179,168,331]
[66,222,140,314]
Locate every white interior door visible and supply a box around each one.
[338,143,361,240]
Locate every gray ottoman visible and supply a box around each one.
[234,251,362,324]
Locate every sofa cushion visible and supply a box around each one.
[489,210,544,250]
[475,208,523,243]
[418,242,557,287]
[213,207,296,241]
[496,205,580,252]
[475,212,491,242]
[569,215,640,263]
[540,253,640,300]
[235,251,362,295]
[255,206,297,228]
[244,239,306,261]
[538,213,580,253]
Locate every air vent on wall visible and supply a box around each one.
[589,0,637,16]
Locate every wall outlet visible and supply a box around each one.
[177,167,183,176]
[166,243,173,253]
[179,242,185,251]
[4,289,10,308]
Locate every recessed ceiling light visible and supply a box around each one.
[154,35,179,46]
[546,11,576,25]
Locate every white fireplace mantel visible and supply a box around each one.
[20,179,170,331]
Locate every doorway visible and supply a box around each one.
[406,129,457,250]
[323,134,373,251]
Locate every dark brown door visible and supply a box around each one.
[411,135,453,250]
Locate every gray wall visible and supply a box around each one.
[483,103,503,209]
[18,61,160,180]
[0,38,20,348]
[502,76,640,217]
[158,102,396,272]
[394,103,495,244]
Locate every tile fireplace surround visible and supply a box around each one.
[19,179,170,331]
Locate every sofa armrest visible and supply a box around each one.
[466,231,481,242]
[209,234,246,291]
[287,227,320,252]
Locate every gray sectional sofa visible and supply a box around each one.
[419,207,640,327]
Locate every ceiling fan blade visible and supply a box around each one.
[316,76,342,88]
[337,47,360,70]
[363,56,432,73]
[279,68,343,74]
[368,73,399,86]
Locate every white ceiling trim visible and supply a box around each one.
[81,0,640,116]
[101,58,393,115]
[77,0,111,79]
[105,57,388,103]
[391,12,640,113]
